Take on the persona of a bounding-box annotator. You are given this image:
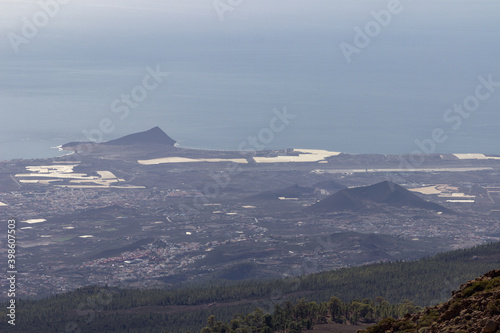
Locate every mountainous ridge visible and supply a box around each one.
[361,269,500,332]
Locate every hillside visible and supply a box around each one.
[306,181,450,213]
[3,242,500,332]
[361,269,500,333]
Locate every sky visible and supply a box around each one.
[1,0,500,160]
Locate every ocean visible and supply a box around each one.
[1,1,499,161]
[2,56,499,162]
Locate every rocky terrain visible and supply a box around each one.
[361,269,500,333]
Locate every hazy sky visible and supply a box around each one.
[1,0,500,159]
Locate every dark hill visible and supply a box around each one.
[62,126,176,149]
[104,126,176,146]
[306,181,449,213]
[248,184,315,200]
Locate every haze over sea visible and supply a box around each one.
[1,0,499,161]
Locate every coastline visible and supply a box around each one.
[1,138,500,163]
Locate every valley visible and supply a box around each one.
[1,127,500,300]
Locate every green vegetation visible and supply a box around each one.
[2,242,500,332]
[460,276,500,298]
[199,297,421,333]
